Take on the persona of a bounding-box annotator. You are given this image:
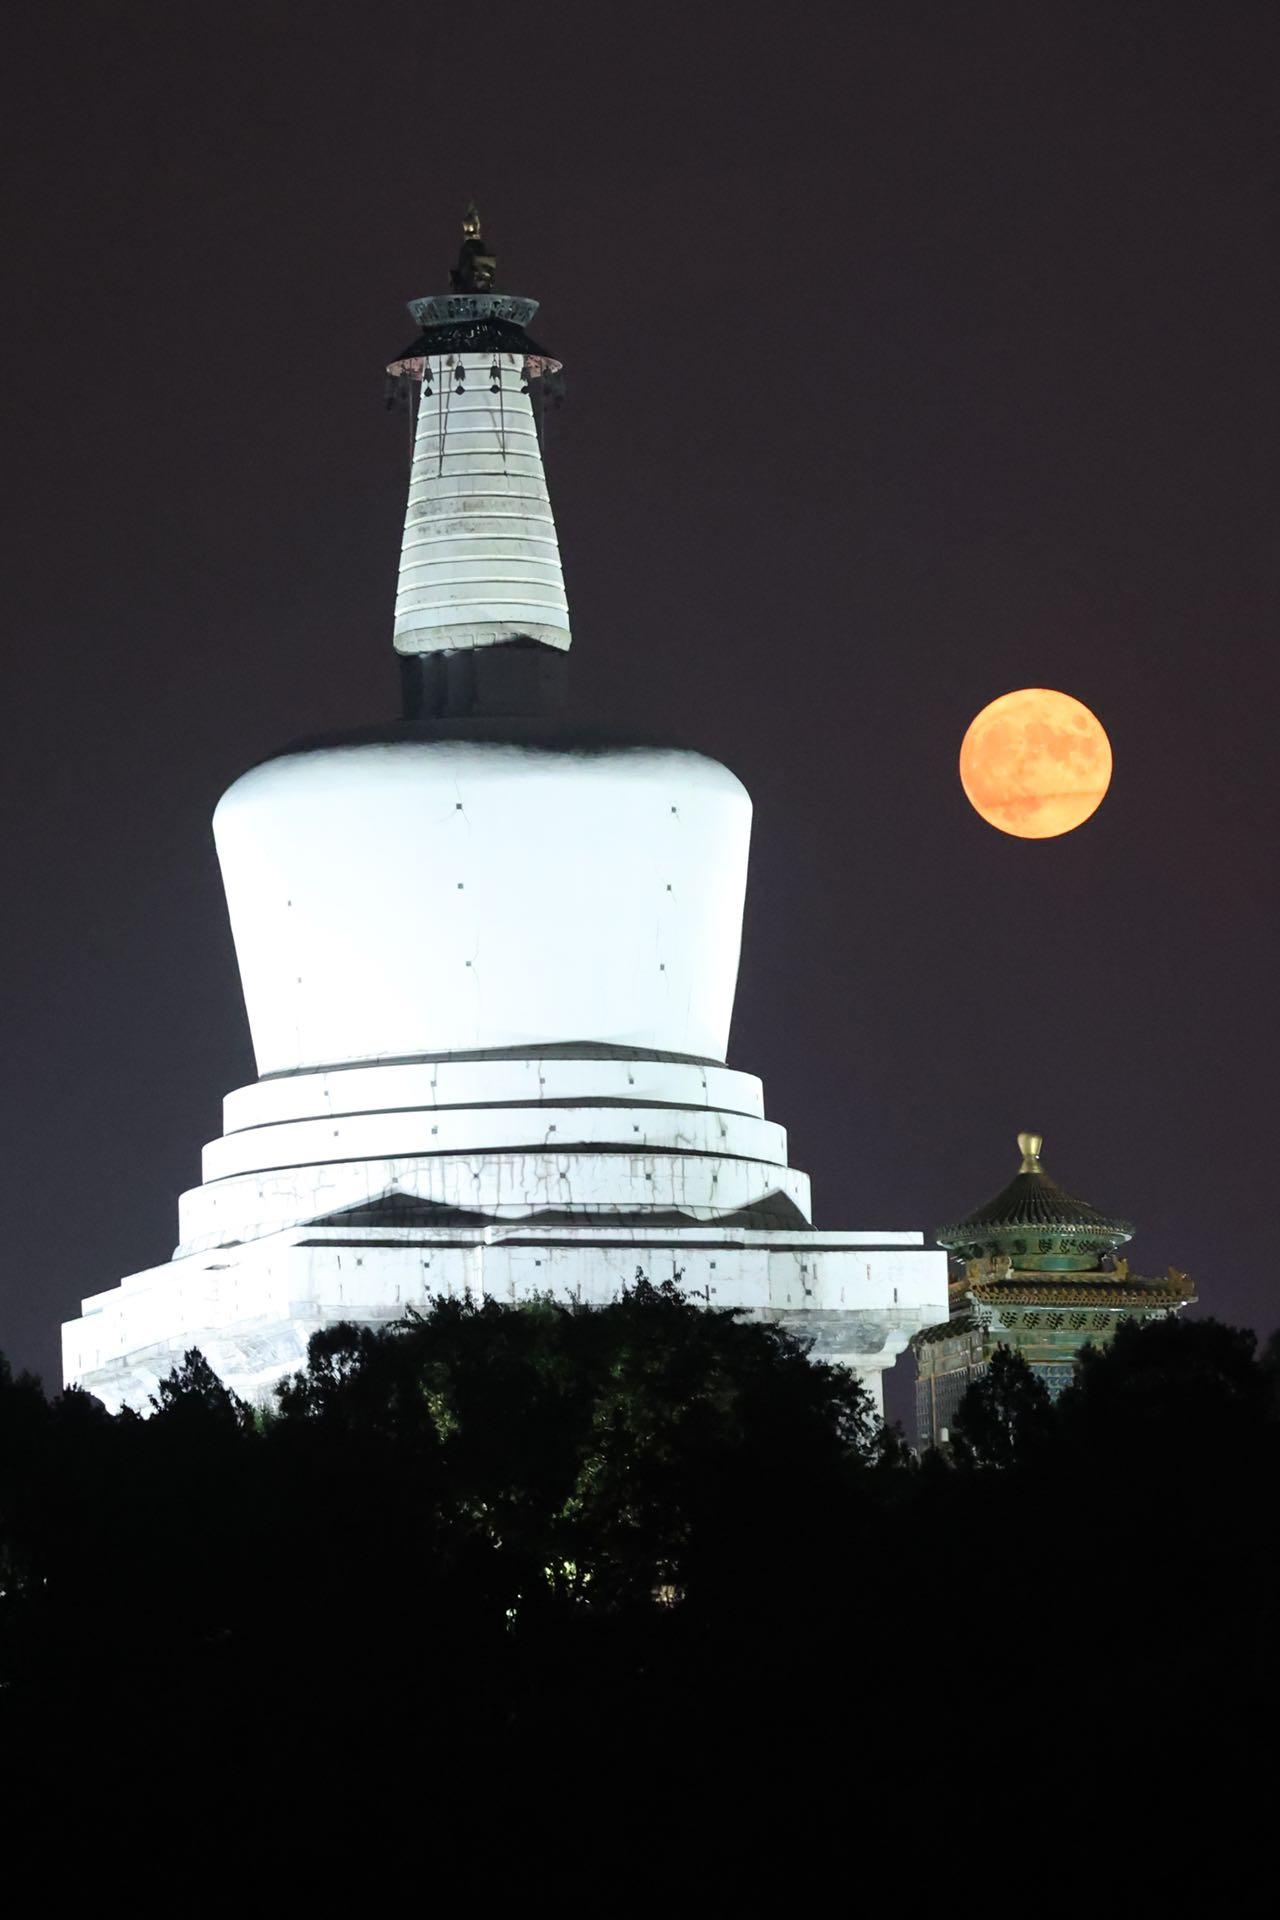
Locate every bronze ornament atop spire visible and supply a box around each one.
[387,205,558,381]
[450,201,497,294]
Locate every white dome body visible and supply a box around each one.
[213,734,751,1076]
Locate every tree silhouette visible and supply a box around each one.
[949,1343,1055,1468]
[1057,1315,1268,1461]
[149,1347,255,1431]
[5,1296,1280,1793]
[269,1280,884,1618]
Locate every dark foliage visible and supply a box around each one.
[949,1344,1056,1468]
[2,1294,1278,1802]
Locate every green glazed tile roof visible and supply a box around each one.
[937,1132,1133,1266]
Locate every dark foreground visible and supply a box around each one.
[2,1287,1276,1803]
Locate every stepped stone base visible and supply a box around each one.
[64,1221,945,1417]
[63,1052,948,1415]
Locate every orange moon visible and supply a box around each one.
[959,688,1112,838]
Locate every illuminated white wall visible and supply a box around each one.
[221,1055,767,1133]
[214,740,751,1077]
[65,1224,949,1417]
[395,352,570,654]
[177,1149,812,1255]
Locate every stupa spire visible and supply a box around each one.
[385,208,570,678]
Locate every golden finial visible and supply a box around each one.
[1017,1131,1043,1173]
[450,202,496,293]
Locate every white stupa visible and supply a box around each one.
[63,210,947,1413]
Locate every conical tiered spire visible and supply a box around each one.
[387,208,570,659]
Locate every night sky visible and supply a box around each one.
[3,3,1277,1411]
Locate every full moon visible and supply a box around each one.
[959,688,1112,839]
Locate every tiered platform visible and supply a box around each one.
[63,1049,947,1411]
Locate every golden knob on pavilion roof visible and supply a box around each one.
[935,1130,1133,1272]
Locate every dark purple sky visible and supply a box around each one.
[2,2,1277,1399]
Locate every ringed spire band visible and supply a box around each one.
[387,208,571,658]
